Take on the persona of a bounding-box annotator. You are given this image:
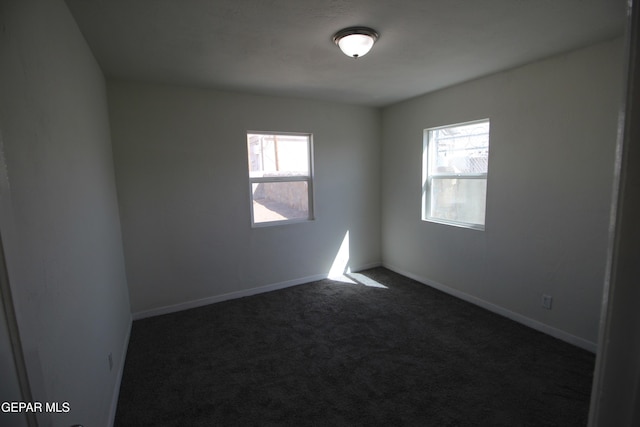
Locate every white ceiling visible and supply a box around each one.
[65,0,627,107]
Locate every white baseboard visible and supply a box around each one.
[132,275,324,320]
[383,263,598,353]
[132,261,596,352]
[108,316,132,426]
[132,262,381,321]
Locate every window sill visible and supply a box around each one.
[422,217,485,231]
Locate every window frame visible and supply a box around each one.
[247,131,315,228]
[421,119,490,231]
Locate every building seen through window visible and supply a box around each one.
[247,132,314,226]
[422,119,490,230]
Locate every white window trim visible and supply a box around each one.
[247,131,315,228]
[422,119,490,231]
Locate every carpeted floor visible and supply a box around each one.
[115,268,595,426]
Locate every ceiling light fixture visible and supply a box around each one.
[332,27,379,58]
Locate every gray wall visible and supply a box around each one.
[590,2,640,423]
[108,81,381,315]
[0,287,27,427]
[0,0,131,425]
[381,38,623,349]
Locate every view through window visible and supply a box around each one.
[422,119,490,229]
[247,132,314,226]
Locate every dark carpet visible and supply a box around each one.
[115,268,595,426]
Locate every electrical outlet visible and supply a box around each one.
[542,294,553,310]
[108,353,113,371]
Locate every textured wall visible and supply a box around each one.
[108,81,382,315]
[0,0,131,425]
[381,38,624,349]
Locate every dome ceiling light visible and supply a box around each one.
[332,27,379,58]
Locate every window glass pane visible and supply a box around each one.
[252,181,309,223]
[247,133,309,178]
[428,178,486,225]
[429,121,489,175]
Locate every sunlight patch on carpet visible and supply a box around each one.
[328,231,387,288]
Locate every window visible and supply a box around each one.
[422,119,490,230]
[247,132,314,226]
